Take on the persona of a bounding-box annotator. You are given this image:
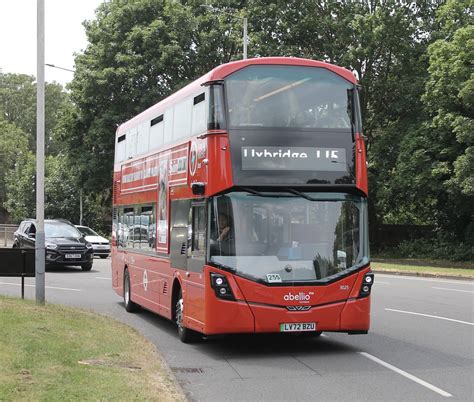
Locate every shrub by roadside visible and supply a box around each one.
[374,236,474,262]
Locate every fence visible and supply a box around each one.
[0,224,18,248]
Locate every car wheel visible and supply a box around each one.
[124,269,138,312]
[81,262,93,271]
[99,255,108,259]
[175,290,200,343]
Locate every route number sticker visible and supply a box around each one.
[266,273,282,283]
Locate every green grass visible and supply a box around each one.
[372,258,474,278]
[0,296,185,401]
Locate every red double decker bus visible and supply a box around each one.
[111,57,372,342]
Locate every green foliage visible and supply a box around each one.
[368,0,473,250]
[0,72,69,153]
[0,72,71,222]
[0,118,29,207]
[4,153,81,223]
[4,151,36,222]
[381,236,474,262]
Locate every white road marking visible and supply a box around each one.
[359,352,453,398]
[385,308,474,326]
[432,287,474,294]
[0,281,81,292]
[95,277,111,280]
[376,274,474,286]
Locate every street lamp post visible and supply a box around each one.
[200,4,248,59]
[36,0,45,305]
[45,63,75,73]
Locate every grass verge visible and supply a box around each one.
[0,296,185,401]
[372,258,474,279]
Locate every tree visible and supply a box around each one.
[0,118,29,219]
[0,72,69,153]
[421,0,473,241]
[4,151,36,223]
[4,153,82,224]
[371,0,473,246]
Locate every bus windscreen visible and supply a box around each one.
[209,191,368,283]
[226,65,353,129]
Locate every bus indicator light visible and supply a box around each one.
[210,272,235,301]
[359,273,374,298]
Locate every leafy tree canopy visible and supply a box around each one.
[0,72,68,153]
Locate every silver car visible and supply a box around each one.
[75,225,110,258]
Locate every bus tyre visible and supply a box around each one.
[124,269,138,313]
[81,262,93,271]
[175,291,200,343]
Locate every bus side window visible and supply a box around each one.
[170,199,191,269]
[187,204,207,273]
[123,207,134,248]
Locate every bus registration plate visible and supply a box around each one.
[280,322,316,332]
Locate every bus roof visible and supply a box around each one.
[116,57,357,135]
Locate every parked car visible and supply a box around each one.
[75,225,110,259]
[13,219,94,271]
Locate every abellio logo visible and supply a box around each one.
[283,291,313,302]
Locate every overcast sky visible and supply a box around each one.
[0,0,104,87]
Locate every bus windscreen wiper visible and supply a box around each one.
[285,188,316,201]
[241,187,298,198]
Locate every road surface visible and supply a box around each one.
[1,258,472,401]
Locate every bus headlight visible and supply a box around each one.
[359,272,374,298]
[210,272,235,301]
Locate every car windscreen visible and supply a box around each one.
[45,222,82,238]
[78,227,97,236]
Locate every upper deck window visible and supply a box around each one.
[226,65,353,129]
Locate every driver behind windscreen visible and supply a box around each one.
[216,214,231,242]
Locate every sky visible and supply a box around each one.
[0,0,105,87]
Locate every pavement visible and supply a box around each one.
[0,258,473,401]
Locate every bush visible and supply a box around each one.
[376,235,474,262]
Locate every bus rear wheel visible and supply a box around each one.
[124,269,138,313]
[175,290,200,343]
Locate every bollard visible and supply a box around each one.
[3,226,6,247]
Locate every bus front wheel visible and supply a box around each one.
[175,290,200,343]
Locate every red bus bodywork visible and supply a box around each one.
[112,57,371,340]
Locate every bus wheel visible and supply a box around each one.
[175,290,200,343]
[124,269,138,313]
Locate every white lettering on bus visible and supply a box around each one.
[243,148,339,160]
[243,148,309,159]
[283,291,312,302]
[122,165,159,184]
